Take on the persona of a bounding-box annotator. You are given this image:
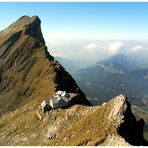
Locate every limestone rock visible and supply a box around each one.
[107,94,148,145]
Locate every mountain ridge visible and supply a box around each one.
[0,15,91,115]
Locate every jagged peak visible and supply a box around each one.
[17,15,31,21]
[105,94,148,145]
[7,15,41,30]
[18,15,38,20]
[107,94,128,124]
[0,15,44,43]
[24,15,44,43]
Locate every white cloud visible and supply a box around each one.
[84,41,124,59]
[86,43,97,50]
[84,43,99,55]
[131,45,143,52]
[40,36,148,66]
[107,41,124,54]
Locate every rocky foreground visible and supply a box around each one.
[0,94,147,146]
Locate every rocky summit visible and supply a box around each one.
[0,16,147,146]
[0,15,91,115]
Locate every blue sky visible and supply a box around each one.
[0,2,148,40]
[0,2,148,65]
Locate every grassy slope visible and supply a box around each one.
[0,16,90,115]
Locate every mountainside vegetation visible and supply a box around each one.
[0,16,91,115]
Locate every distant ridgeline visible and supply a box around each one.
[75,54,148,106]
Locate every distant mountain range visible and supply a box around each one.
[55,56,83,75]
[75,54,148,106]
[106,54,138,71]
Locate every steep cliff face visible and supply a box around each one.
[0,94,147,146]
[107,95,148,146]
[0,16,91,114]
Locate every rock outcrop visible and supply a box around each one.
[0,94,147,146]
[0,16,91,115]
[105,94,148,145]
